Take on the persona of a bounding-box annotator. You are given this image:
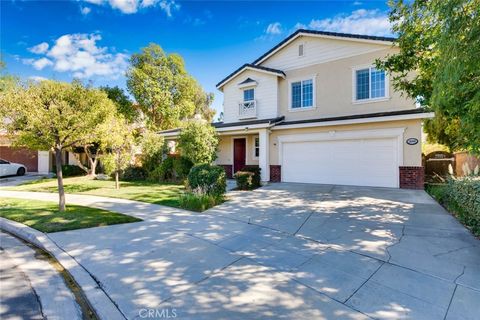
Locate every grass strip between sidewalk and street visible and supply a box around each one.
[0,197,141,233]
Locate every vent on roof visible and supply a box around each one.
[299,44,304,57]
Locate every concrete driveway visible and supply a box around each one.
[44,183,479,319]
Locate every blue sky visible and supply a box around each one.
[1,0,393,118]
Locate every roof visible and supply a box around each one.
[216,64,285,89]
[238,77,256,85]
[276,108,430,126]
[158,109,430,137]
[216,29,396,90]
[212,116,285,128]
[252,29,397,65]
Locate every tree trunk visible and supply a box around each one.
[55,147,66,212]
[115,171,119,190]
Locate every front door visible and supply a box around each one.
[233,138,246,173]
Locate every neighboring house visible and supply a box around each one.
[0,132,86,174]
[161,29,434,189]
[0,133,50,173]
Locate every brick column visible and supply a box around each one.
[399,166,424,189]
[270,165,281,182]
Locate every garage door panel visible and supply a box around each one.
[282,138,398,188]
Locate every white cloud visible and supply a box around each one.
[28,42,49,54]
[80,6,91,15]
[266,22,282,35]
[32,58,53,70]
[353,1,362,5]
[24,33,128,79]
[83,0,179,15]
[303,9,392,37]
[28,76,48,82]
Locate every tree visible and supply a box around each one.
[100,115,134,189]
[192,83,215,123]
[0,80,115,211]
[100,86,138,123]
[126,43,213,130]
[139,129,165,174]
[377,0,480,153]
[178,119,218,165]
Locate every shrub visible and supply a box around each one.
[140,130,165,174]
[187,164,226,197]
[241,165,261,188]
[120,165,147,181]
[178,119,218,165]
[445,177,480,235]
[427,177,480,236]
[52,165,84,177]
[148,156,193,183]
[179,189,221,212]
[234,171,255,190]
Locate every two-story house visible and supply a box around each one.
[161,29,434,189]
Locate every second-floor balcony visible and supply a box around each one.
[238,100,257,119]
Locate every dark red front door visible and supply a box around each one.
[233,138,246,173]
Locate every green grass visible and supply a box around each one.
[8,176,185,208]
[0,198,141,233]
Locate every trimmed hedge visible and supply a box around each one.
[120,166,147,181]
[234,171,255,190]
[241,166,261,188]
[52,165,84,177]
[187,164,226,197]
[427,177,480,236]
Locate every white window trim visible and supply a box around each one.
[253,137,260,159]
[352,65,390,104]
[288,75,317,112]
[243,88,255,102]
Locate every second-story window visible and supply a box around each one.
[291,79,313,109]
[243,88,254,102]
[355,67,386,101]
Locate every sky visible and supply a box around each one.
[1,0,394,119]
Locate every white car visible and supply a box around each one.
[0,159,27,177]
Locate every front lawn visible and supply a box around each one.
[0,197,141,233]
[8,176,185,208]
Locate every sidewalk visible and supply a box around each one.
[0,231,82,320]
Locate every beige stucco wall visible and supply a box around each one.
[269,119,422,167]
[215,134,259,166]
[277,48,416,122]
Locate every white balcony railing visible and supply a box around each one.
[238,100,257,119]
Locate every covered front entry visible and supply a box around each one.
[279,129,403,188]
[233,138,246,173]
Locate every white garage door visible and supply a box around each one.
[282,137,398,188]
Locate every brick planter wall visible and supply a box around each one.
[219,164,233,179]
[270,165,281,182]
[399,166,424,189]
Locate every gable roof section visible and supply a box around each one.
[216,29,396,91]
[216,64,285,90]
[252,29,396,66]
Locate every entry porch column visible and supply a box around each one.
[258,128,270,182]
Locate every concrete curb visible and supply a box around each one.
[0,217,126,320]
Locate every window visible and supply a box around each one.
[355,67,386,101]
[254,137,260,158]
[243,88,254,101]
[291,79,313,109]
